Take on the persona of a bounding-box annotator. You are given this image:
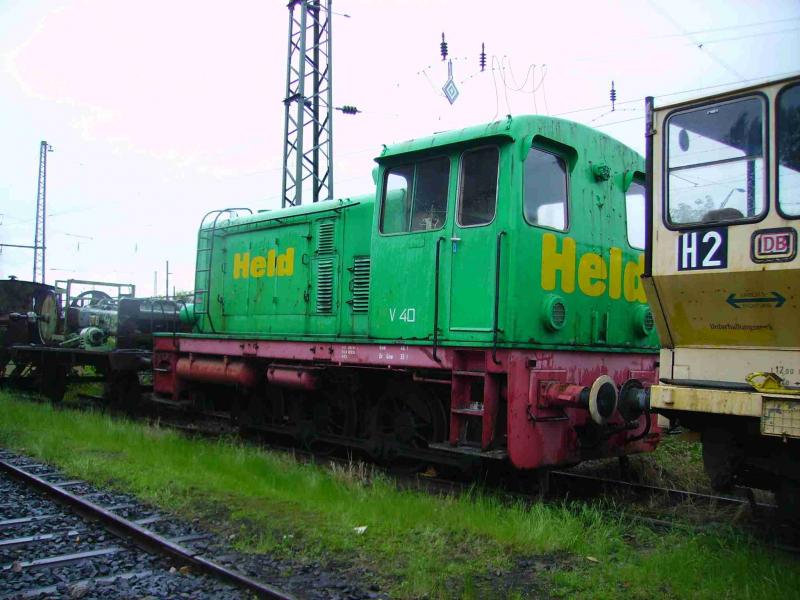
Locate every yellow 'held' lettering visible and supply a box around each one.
[541,233,576,293]
[231,248,295,280]
[277,248,294,276]
[250,256,266,278]
[540,235,646,304]
[623,255,646,303]
[608,247,622,300]
[233,252,250,279]
[578,253,607,297]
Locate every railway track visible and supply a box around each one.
[0,450,294,600]
[163,409,778,514]
[120,399,788,524]
[9,392,793,544]
[160,413,793,543]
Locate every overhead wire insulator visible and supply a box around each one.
[335,105,361,115]
[440,32,448,61]
[610,80,617,112]
[479,42,486,72]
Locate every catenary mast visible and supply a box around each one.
[281,0,333,207]
[33,141,53,284]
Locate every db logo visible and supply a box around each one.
[751,228,797,263]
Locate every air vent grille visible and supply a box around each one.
[551,301,567,328]
[643,309,655,333]
[318,220,335,255]
[316,259,334,313]
[351,257,371,313]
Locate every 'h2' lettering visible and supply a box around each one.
[677,228,728,271]
[680,232,697,270]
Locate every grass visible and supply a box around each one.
[0,392,798,598]
[633,432,707,490]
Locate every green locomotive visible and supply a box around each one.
[154,114,661,469]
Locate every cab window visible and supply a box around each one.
[666,96,766,225]
[626,179,645,249]
[380,157,450,234]
[458,146,499,226]
[778,83,800,217]
[523,147,568,230]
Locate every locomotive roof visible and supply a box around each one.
[376,114,635,161]
[652,73,799,112]
[214,193,374,230]
[218,114,641,229]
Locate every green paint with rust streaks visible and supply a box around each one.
[188,115,657,353]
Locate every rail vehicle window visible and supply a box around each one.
[626,179,646,249]
[666,96,766,226]
[458,146,499,226]
[380,157,450,234]
[778,83,800,217]
[523,148,568,230]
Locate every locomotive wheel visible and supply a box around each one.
[33,290,59,345]
[104,372,141,412]
[775,479,800,525]
[369,381,446,463]
[38,361,68,403]
[308,388,358,454]
[70,290,112,308]
[702,427,743,491]
[239,388,279,430]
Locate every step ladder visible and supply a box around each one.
[192,208,252,331]
[448,351,503,452]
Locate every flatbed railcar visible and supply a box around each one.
[154,114,662,469]
[642,75,800,506]
[0,277,185,405]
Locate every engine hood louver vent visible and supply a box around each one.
[318,220,335,255]
[350,257,371,314]
[316,258,334,313]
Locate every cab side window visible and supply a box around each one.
[523,147,568,230]
[458,146,499,226]
[626,179,646,249]
[380,157,450,234]
[778,82,800,217]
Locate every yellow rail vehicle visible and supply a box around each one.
[644,75,800,504]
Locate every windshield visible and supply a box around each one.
[666,96,766,225]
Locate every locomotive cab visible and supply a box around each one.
[368,118,658,353]
[643,75,800,498]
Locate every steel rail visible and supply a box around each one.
[548,469,777,511]
[152,407,779,514]
[0,457,296,600]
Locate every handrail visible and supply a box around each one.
[199,208,252,334]
[492,231,506,365]
[211,201,360,233]
[432,237,445,363]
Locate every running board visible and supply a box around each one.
[428,443,507,460]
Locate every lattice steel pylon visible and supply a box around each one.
[33,141,53,284]
[281,0,333,208]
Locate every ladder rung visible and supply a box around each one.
[453,370,485,378]
[451,408,484,416]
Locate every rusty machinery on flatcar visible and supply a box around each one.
[0,277,187,405]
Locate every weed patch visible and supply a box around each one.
[0,393,798,598]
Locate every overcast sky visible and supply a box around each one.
[1,0,798,295]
